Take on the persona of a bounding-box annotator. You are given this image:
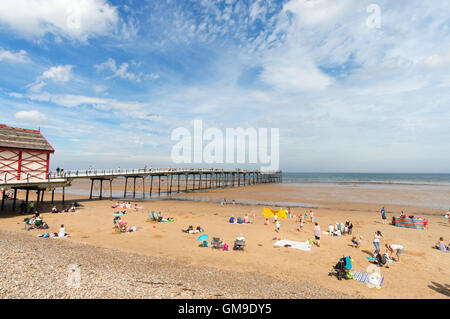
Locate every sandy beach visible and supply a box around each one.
[0,182,449,299]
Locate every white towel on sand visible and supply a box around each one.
[274,240,312,251]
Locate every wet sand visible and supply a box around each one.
[0,183,449,299]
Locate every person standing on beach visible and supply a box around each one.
[310,210,314,223]
[373,230,384,256]
[275,220,280,232]
[380,207,387,224]
[274,213,278,224]
[313,223,321,247]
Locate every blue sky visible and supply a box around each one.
[0,0,449,172]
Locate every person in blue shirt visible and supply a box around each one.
[229,216,235,223]
[380,207,387,225]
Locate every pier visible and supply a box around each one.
[1,168,282,212]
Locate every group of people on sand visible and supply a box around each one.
[51,202,79,214]
[112,201,142,211]
[221,198,236,206]
[38,224,70,238]
[229,215,251,224]
[371,230,404,264]
[327,221,353,237]
[182,225,204,234]
[113,215,141,233]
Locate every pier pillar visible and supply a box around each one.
[89,179,94,200]
[12,188,17,211]
[62,187,65,206]
[192,174,195,191]
[35,190,40,212]
[142,177,145,200]
[169,174,173,194]
[133,177,136,199]
[185,174,188,192]
[40,190,44,203]
[149,175,153,197]
[1,190,5,211]
[100,179,103,200]
[124,177,128,198]
[110,179,113,201]
[51,189,55,204]
[199,174,202,190]
[25,189,29,208]
[158,176,161,196]
[178,174,180,193]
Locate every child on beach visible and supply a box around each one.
[264,218,270,226]
[435,237,449,252]
[273,213,278,224]
[351,236,362,248]
[313,223,321,247]
[310,210,314,223]
[299,216,304,229]
[275,220,280,232]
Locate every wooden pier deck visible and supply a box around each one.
[1,168,282,212]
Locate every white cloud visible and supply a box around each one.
[0,0,119,41]
[41,65,73,83]
[0,48,30,63]
[95,58,160,82]
[14,110,47,123]
[7,92,24,98]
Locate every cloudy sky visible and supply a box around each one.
[0,0,449,172]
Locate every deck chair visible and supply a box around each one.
[233,239,246,251]
[147,212,156,222]
[113,220,125,234]
[211,237,222,249]
[199,240,209,247]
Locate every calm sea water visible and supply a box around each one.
[282,172,450,185]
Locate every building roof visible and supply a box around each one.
[0,124,55,152]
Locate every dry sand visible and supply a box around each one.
[0,182,449,299]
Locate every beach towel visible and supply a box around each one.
[264,208,287,219]
[366,256,394,263]
[274,240,312,252]
[352,270,384,287]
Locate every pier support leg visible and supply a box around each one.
[62,187,65,206]
[100,179,103,200]
[192,174,195,191]
[178,174,180,193]
[133,177,136,199]
[158,176,161,196]
[142,177,145,200]
[124,177,128,198]
[51,189,55,204]
[110,179,113,201]
[35,190,40,212]
[185,174,188,193]
[90,179,94,200]
[25,190,29,211]
[149,175,153,197]
[199,174,202,190]
[169,174,173,194]
[1,190,5,211]
[12,188,17,211]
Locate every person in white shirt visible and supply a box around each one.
[275,220,280,232]
[313,223,321,247]
[58,224,67,238]
[385,243,404,262]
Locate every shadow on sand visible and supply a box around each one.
[428,282,450,297]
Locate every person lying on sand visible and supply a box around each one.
[435,237,449,252]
